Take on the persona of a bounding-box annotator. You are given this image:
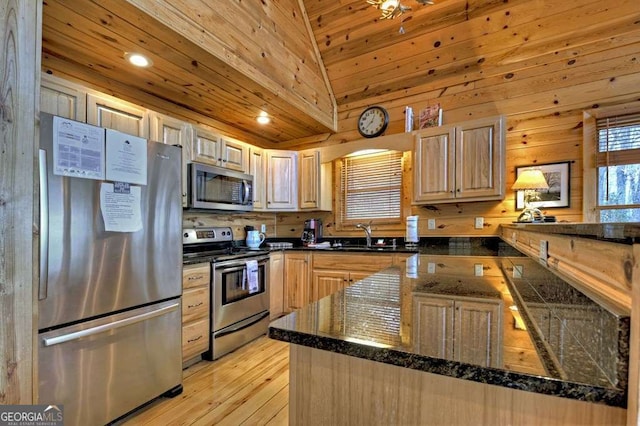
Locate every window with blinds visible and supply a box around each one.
[339,150,403,224]
[595,113,640,222]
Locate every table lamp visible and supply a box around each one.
[512,169,549,223]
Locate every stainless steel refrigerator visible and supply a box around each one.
[37,113,183,426]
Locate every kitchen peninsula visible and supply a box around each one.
[269,227,637,425]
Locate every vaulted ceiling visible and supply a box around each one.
[41,0,640,147]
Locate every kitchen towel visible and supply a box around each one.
[246,260,259,294]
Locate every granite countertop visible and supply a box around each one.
[268,253,629,408]
[266,236,523,257]
[502,222,640,244]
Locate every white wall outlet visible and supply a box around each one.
[539,240,548,265]
[513,265,523,279]
[427,262,436,274]
[474,217,484,229]
[427,219,436,230]
[260,224,267,233]
[474,263,484,276]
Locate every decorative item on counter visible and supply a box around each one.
[266,242,293,250]
[307,241,331,249]
[404,106,414,132]
[418,104,443,129]
[512,169,549,223]
[405,215,419,248]
[246,230,265,249]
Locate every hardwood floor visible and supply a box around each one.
[120,337,289,426]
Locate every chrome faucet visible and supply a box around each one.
[356,222,373,248]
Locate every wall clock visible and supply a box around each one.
[357,106,389,138]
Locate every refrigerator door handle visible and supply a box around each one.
[42,302,180,347]
[38,149,49,300]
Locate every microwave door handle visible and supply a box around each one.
[242,180,250,204]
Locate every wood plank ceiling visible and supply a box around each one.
[41,0,640,146]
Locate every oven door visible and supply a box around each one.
[213,255,269,332]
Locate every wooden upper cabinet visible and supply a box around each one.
[193,126,249,172]
[150,112,192,206]
[413,115,505,204]
[299,149,332,211]
[299,149,320,210]
[266,150,298,210]
[40,74,87,121]
[249,147,267,210]
[86,92,148,137]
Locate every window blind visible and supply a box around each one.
[339,150,403,223]
[595,113,640,166]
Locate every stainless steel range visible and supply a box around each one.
[183,227,270,360]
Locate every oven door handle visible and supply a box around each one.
[214,311,270,339]
[215,264,247,274]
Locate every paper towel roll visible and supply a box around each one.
[406,216,418,243]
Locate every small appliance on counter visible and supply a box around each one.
[301,219,323,246]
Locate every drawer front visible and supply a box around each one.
[183,263,210,289]
[182,286,210,323]
[312,253,393,272]
[182,317,209,361]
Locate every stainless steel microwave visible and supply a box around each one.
[187,162,254,211]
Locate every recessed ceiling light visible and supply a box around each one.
[125,52,153,68]
[256,111,271,125]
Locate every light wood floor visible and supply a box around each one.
[120,336,290,426]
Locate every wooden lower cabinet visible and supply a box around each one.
[413,294,502,368]
[181,263,210,365]
[311,253,394,303]
[283,251,396,312]
[269,251,285,319]
[284,252,312,312]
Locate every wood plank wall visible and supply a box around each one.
[0,0,41,404]
[273,0,640,239]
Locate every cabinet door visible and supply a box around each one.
[266,150,298,210]
[413,126,456,203]
[269,252,285,319]
[151,113,192,206]
[312,270,349,302]
[220,137,248,172]
[40,74,87,121]
[86,93,148,137]
[454,299,502,367]
[413,296,455,359]
[284,252,310,312]
[299,149,320,210]
[193,127,221,165]
[249,147,266,210]
[455,116,504,200]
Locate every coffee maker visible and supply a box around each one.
[301,219,322,246]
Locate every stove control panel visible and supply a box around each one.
[183,227,234,245]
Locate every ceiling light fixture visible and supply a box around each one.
[366,0,433,20]
[125,52,153,68]
[256,111,271,125]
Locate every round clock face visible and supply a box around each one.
[358,106,389,138]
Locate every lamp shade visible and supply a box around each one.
[512,169,549,190]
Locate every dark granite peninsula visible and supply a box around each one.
[269,253,628,425]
